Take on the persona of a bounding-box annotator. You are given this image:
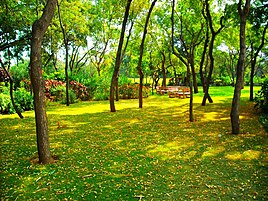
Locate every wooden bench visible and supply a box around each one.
[156,86,169,95]
[156,86,190,98]
[176,87,190,98]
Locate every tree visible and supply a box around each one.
[248,1,268,101]
[56,0,90,106]
[137,0,157,109]
[230,0,251,134]
[89,0,125,77]
[0,58,23,119]
[0,0,35,55]
[171,0,194,122]
[30,0,57,164]
[170,0,203,94]
[57,1,70,106]
[115,15,135,101]
[200,0,225,106]
[110,0,132,112]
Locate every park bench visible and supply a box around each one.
[156,86,169,95]
[174,87,190,98]
[157,86,190,98]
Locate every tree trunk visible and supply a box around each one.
[57,2,69,106]
[249,23,268,101]
[230,0,250,134]
[0,59,23,119]
[137,0,157,109]
[189,59,198,93]
[249,56,256,101]
[115,20,134,102]
[161,51,166,87]
[110,0,132,112]
[30,0,57,164]
[199,9,209,94]
[65,43,70,106]
[187,65,194,122]
[201,0,224,106]
[115,76,119,101]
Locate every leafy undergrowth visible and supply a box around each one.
[0,87,267,200]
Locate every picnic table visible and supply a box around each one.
[156,86,190,98]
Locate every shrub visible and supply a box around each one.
[259,113,268,132]
[50,85,77,104]
[0,86,33,114]
[45,79,92,101]
[43,70,65,81]
[213,76,232,86]
[93,76,111,101]
[70,81,91,101]
[60,89,77,104]
[118,84,150,99]
[119,84,137,99]
[0,69,9,82]
[50,85,66,102]
[14,88,34,112]
[45,80,65,101]
[0,93,15,114]
[9,62,30,88]
[254,78,268,113]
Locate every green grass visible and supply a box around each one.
[1,86,267,200]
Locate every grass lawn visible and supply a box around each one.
[0,86,267,200]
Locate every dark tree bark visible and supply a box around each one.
[170,1,201,93]
[110,0,132,112]
[115,19,135,102]
[186,63,194,122]
[0,59,23,119]
[199,20,209,93]
[230,0,250,134]
[137,0,157,109]
[29,0,57,164]
[249,22,268,101]
[57,2,69,106]
[201,0,225,106]
[171,0,194,122]
[190,61,198,93]
[161,51,167,87]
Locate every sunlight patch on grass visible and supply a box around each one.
[225,150,261,161]
[178,150,197,160]
[182,128,195,133]
[103,125,113,129]
[203,112,219,121]
[51,142,63,149]
[112,139,123,144]
[202,146,225,158]
[220,117,230,121]
[147,140,195,161]
[10,125,22,130]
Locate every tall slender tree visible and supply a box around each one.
[248,1,268,101]
[110,0,132,112]
[230,0,251,134]
[0,58,23,119]
[30,0,57,164]
[137,0,157,109]
[201,0,225,106]
[171,0,194,122]
[249,23,267,101]
[57,1,69,106]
